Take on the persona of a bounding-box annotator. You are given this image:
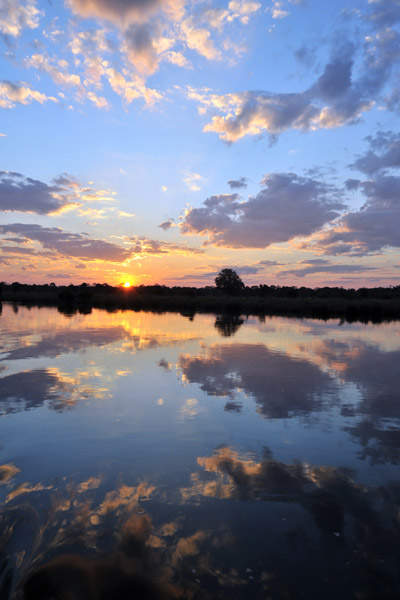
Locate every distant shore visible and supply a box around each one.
[2,282,400,323]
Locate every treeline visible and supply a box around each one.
[1,281,400,323]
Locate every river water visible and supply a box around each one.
[0,303,399,599]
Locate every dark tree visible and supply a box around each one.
[215,269,244,294]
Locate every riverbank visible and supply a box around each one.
[2,283,400,323]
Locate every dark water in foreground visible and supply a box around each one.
[0,304,399,599]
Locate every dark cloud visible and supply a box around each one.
[310,42,354,100]
[69,0,167,27]
[0,223,132,261]
[178,343,336,419]
[276,262,376,278]
[0,171,73,214]
[314,174,400,255]
[307,131,400,255]
[158,219,174,230]
[124,22,158,73]
[181,173,344,249]
[351,131,400,174]
[227,176,247,189]
[1,245,36,254]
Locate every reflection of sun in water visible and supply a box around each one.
[123,282,131,288]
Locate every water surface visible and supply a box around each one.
[0,304,399,599]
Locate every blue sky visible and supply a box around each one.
[1,0,400,287]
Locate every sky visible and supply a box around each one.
[1,0,400,288]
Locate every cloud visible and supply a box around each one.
[0,80,57,109]
[270,2,289,19]
[351,131,400,174]
[227,176,247,189]
[308,174,400,255]
[181,172,344,249]
[189,32,400,141]
[276,261,377,278]
[128,236,203,255]
[305,132,400,255]
[159,219,175,230]
[68,0,177,28]
[171,260,281,284]
[180,17,222,61]
[24,54,81,87]
[0,223,132,262]
[0,171,78,214]
[104,67,162,106]
[0,0,40,37]
[365,0,400,27]
[183,171,202,191]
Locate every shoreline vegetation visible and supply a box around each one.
[1,282,400,324]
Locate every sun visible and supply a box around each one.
[123,282,131,288]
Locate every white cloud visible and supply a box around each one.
[0,81,57,109]
[0,0,40,37]
[183,171,202,191]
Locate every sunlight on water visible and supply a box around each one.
[0,304,399,599]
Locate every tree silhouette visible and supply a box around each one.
[215,269,244,294]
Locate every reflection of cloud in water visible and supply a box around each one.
[0,453,399,600]
[180,446,400,598]
[344,420,400,465]
[300,338,400,463]
[0,470,225,600]
[0,368,108,415]
[0,327,128,362]
[178,344,336,418]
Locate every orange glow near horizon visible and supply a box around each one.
[123,282,132,288]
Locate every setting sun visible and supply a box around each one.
[123,282,131,288]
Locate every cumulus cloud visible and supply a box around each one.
[0,0,40,37]
[181,172,345,249]
[227,176,247,189]
[0,81,57,109]
[0,171,80,214]
[189,30,400,141]
[0,171,118,215]
[0,223,132,262]
[305,132,400,255]
[180,16,222,61]
[309,175,400,255]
